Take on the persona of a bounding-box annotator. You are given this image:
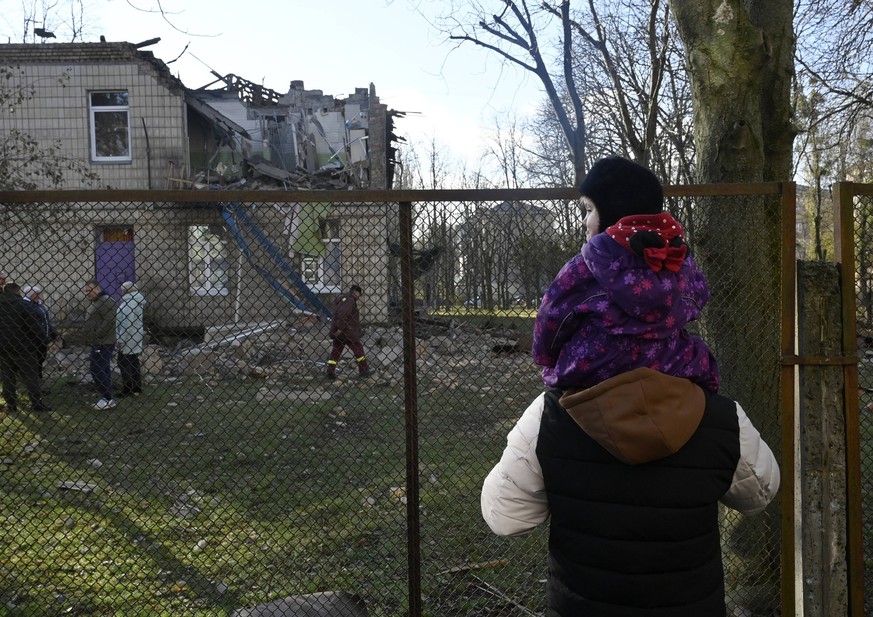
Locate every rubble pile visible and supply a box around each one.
[50,318,539,389]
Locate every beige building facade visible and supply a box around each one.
[0,42,394,332]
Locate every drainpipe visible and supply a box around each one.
[234,250,242,325]
[141,117,152,189]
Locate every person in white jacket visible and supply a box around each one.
[482,157,780,616]
[481,368,780,616]
[116,281,146,397]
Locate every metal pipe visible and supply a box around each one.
[834,181,866,617]
[779,181,798,617]
[399,200,422,617]
[140,117,152,190]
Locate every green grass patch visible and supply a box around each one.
[0,359,547,616]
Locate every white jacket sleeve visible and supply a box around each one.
[481,393,550,536]
[720,402,781,515]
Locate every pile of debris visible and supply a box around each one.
[184,156,356,191]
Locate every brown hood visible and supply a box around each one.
[558,368,705,465]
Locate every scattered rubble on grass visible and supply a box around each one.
[50,316,537,388]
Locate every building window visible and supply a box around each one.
[89,91,131,162]
[301,219,341,292]
[188,225,229,296]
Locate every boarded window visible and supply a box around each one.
[101,228,134,242]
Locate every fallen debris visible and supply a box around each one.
[438,559,510,575]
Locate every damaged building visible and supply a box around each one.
[186,74,394,190]
[0,40,404,332]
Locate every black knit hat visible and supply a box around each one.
[579,156,664,233]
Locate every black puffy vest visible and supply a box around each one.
[536,389,740,616]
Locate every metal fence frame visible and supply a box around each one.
[834,181,873,617]
[0,183,843,616]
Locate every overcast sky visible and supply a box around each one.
[2,0,545,165]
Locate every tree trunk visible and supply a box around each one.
[668,0,793,431]
[669,0,794,182]
[669,1,795,613]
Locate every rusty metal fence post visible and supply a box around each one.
[398,200,422,617]
[833,181,869,617]
[780,182,799,617]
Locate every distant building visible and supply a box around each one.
[457,201,564,308]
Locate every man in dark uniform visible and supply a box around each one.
[325,284,371,379]
[0,283,51,413]
[22,284,57,382]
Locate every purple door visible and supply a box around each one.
[96,227,136,299]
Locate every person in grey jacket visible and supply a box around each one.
[116,281,146,397]
[80,279,117,409]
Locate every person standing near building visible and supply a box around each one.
[326,284,371,379]
[116,281,146,397]
[0,283,51,412]
[21,284,57,382]
[80,279,117,409]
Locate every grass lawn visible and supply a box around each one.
[0,349,548,616]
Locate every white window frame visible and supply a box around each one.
[188,225,230,297]
[301,219,341,293]
[88,91,132,162]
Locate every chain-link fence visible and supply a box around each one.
[840,183,873,617]
[0,187,790,616]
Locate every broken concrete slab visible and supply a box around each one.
[177,348,218,376]
[58,480,100,492]
[231,591,367,617]
[429,335,459,355]
[204,320,292,346]
[141,346,163,375]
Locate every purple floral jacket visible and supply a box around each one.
[531,226,719,392]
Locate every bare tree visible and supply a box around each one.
[10,0,89,43]
[66,0,86,41]
[544,0,673,167]
[391,137,464,307]
[793,86,841,261]
[795,0,873,128]
[440,0,590,185]
[521,100,576,189]
[439,0,682,185]
[483,111,527,188]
